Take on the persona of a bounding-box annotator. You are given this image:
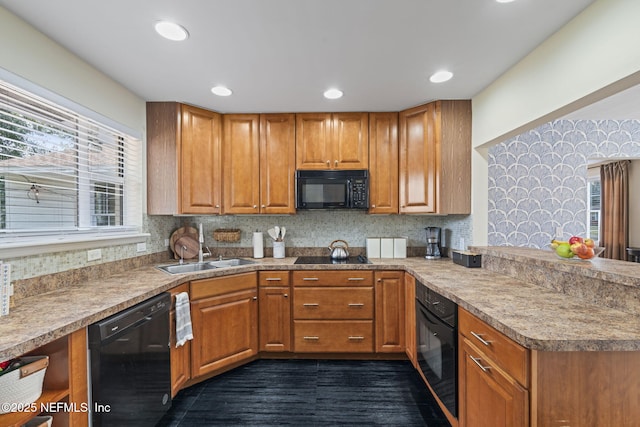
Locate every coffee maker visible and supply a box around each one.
[425,227,441,259]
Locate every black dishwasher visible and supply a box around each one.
[88,292,171,427]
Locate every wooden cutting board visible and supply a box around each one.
[170,226,198,259]
[174,235,200,260]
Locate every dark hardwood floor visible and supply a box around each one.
[157,359,451,426]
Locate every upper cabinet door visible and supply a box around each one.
[398,100,471,214]
[295,113,332,169]
[180,105,223,214]
[296,113,368,170]
[369,112,398,214]
[223,114,260,214]
[331,112,368,169]
[260,114,296,214]
[146,102,222,215]
[399,103,438,213]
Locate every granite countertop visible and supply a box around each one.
[2,249,640,360]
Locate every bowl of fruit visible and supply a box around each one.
[550,236,604,261]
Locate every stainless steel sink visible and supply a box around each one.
[157,258,255,274]
[206,258,256,268]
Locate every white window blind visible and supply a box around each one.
[0,79,142,237]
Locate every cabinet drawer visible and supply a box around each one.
[459,307,529,386]
[292,270,373,286]
[191,272,257,300]
[293,287,374,319]
[294,320,374,353]
[259,271,290,287]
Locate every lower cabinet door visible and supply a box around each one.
[169,309,190,397]
[191,289,258,377]
[294,320,374,353]
[459,338,529,427]
[259,286,291,352]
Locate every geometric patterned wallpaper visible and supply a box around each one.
[488,119,640,248]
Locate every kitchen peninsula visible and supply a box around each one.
[2,247,639,426]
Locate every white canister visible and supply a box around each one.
[253,232,264,258]
[273,241,285,259]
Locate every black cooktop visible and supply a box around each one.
[294,255,371,265]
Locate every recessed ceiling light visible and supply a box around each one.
[211,86,232,97]
[496,0,516,3]
[154,21,189,41]
[429,70,454,83]
[324,88,343,100]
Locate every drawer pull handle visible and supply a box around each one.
[303,336,319,340]
[348,303,364,307]
[470,331,492,346]
[303,303,319,307]
[348,336,365,340]
[303,277,319,281]
[347,277,365,281]
[265,278,282,281]
[469,355,491,372]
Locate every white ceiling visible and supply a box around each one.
[0,0,603,114]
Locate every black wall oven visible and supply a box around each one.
[416,281,458,418]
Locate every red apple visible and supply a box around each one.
[569,236,584,245]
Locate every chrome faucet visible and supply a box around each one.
[198,223,212,263]
[179,245,187,265]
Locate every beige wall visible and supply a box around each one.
[0,7,145,134]
[471,0,640,245]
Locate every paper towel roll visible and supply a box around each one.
[253,232,264,258]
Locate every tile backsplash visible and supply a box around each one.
[488,119,640,248]
[8,211,471,281]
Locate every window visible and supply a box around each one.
[588,178,601,242]
[0,79,141,239]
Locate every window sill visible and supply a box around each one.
[0,232,150,259]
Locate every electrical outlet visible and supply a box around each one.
[136,242,147,253]
[87,248,102,261]
[164,239,170,247]
[556,227,563,238]
[460,238,465,250]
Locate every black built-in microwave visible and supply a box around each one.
[295,170,368,210]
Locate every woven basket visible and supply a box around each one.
[213,228,241,242]
[0,356,48,414]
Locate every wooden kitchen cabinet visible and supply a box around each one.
[169,283,191,397]
[368,112,399,214]
[222,114,261,214]
[0,329,88,427]
[223,113,296,214]
[399,100,471,214]
[296,113,368,170]
[404,274,417,366]
[147,102,222,215]
[459,337,528,427]
[258,271,291,352]
[259,114,296,214]
[292,270,374,352]
[190,273,258,378]
[375,271,405,353]
[458,307,529,427]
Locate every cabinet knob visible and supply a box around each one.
[334,160,338,167]
[371,204,376,208]
[215,204,220,208]
[253,205,257,209]
[253,296,257,301]
[283,294,288,298]
[326,160,330,166]
[261,204,266,208]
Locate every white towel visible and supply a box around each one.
[175,292,193,347]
